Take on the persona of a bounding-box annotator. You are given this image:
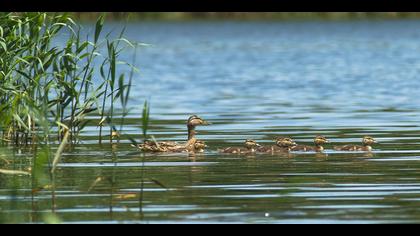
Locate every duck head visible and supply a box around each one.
[187,115,210,127]
[275,137,297,148]
[314,135,329,146]
[362,136,377,146]
[244,139,261,150]
[187,115,210,140]
[194,140,208,151]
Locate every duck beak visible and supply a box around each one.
[325,140,330,143]
[256,143,262,147]
[202,120,211,125]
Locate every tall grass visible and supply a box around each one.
[0,12,139,223]
[0,12,135,146]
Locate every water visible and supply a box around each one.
[2,20,420,223]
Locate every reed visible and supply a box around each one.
[141,100,150,142]
[0,12,140,223]
[0,12,136,146]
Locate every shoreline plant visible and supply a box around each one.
[0,12,136,147]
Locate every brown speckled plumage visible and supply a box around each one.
[291,135,329,152]
[257,137,297,153]
[138,115,210,153]
[334,136,377,152]
[219,139,261,154]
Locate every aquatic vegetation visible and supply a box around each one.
[0,12,141,224]
[141,100,150,142]
[0,12,136,146]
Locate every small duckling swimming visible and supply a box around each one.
[257,137,297,153]
[137,115,210,152]
[187,140,208,153]
[141,140,208,153]
[333,136,377,152]
[219,139,261,154]
[138,140,179,152]
[291,135,329,152]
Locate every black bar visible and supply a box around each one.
[2,0,419,12]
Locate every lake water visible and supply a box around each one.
[2,20,420,223]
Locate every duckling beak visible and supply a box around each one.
[202,120,211,125]
[324,140,330,143]
[256,143,262,147]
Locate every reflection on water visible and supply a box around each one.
[2,20,420,223]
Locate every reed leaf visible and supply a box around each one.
[0,12,138,146]
[0,169,31,176]
[51,129,69,174]
[141,100,150,141]
[94,14,105,44]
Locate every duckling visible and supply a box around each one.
[333,136,377,152]
[137,115,210,152]
[138,140,178,152]
[219,139,261,154]
[257,137,297,153]
[291,135,329,152]
[177,140,208,153]
[169,140,208,153]
[192,140,208,153]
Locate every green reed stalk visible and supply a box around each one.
[0,12,135,145]
[141,101,150,142]
[0,13,139,223]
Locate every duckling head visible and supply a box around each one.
[362,136,377,146]
[187,115,210,127]
[194,140,208,150]
[314,135,329,145]
[244,139,261,150]
[275,137,297,148]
